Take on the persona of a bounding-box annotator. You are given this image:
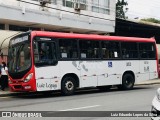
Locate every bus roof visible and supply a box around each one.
[31,31,155,43]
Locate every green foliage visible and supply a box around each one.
[116,0,128,19]
[141,18,160,24]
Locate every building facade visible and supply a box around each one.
[0,0,116,34]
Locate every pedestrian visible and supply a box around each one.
[0,64,2,88]
[0,62,8,91]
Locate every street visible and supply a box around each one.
[0,84,159,120]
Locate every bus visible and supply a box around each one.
[8,31,158,95]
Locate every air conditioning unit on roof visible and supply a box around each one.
[74,3,81,11]
[39,0,51,6]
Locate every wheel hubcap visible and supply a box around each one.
[126,77,132,86]
[65,81,74,91]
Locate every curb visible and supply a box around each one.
[0,92,25,97]
[136,82,160,86]
[135,80,160,86]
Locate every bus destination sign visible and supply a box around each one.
[11,35,28,45]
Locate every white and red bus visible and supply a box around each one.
[8,31,158,95]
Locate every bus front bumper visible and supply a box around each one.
[9,83,36,92]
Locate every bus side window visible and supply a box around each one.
[79,40,100,59]
[139,43,155,59]
[33,39,57,66]
[102,41,120,59]
[59,39,78,59]
[121,42,138,59]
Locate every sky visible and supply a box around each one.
[125,0,160,20]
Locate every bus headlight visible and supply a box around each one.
[24,73,33,83]
[156,88,160,101]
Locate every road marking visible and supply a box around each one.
[59,105,101,111]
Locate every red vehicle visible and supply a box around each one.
[8,31,159,95]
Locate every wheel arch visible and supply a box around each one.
[61,73,80,88]
[122,71,135,83]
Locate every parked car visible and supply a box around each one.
[151,88,160,120]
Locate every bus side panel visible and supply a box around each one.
[79,61,97,88]
[136,60,150,83]
[136,60,158,83]
[35,65,61,91]
[59,61,81,86]
[149,60,158,79]
[97,61,121,86]
[59,61,98,88]
[97,61,139,86]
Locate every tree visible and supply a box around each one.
[141,18,160,24]
[116,0,128,19]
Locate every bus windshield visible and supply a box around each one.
[8,41,31,73]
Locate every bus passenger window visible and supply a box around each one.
[79,40,100,59]
[121,42,138,59]
[33,38,57,66]
[102,41,120,59]
[59,39,78,59]
[139,43,156,59]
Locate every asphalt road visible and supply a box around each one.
[0,84,159,120]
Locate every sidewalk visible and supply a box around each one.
[136,78,160,85]
[0,79,160,97]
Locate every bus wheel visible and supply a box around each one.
[97,86,111,91]
[61,77,76,96]
[121,74,135,90]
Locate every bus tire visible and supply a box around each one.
[97,86,111,91]
[121,73,135,90]
[61,76,76,96]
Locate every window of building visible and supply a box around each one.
[139,43,156,59]
[121,42,138,59]
[102,41,120,59]
[63,0,87,10]
[59,39,78,59]
[0,24,5,30]
[9,25,29,32]
[92,0,110,14]
[79,40,100,59]
[9,25,40,32]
